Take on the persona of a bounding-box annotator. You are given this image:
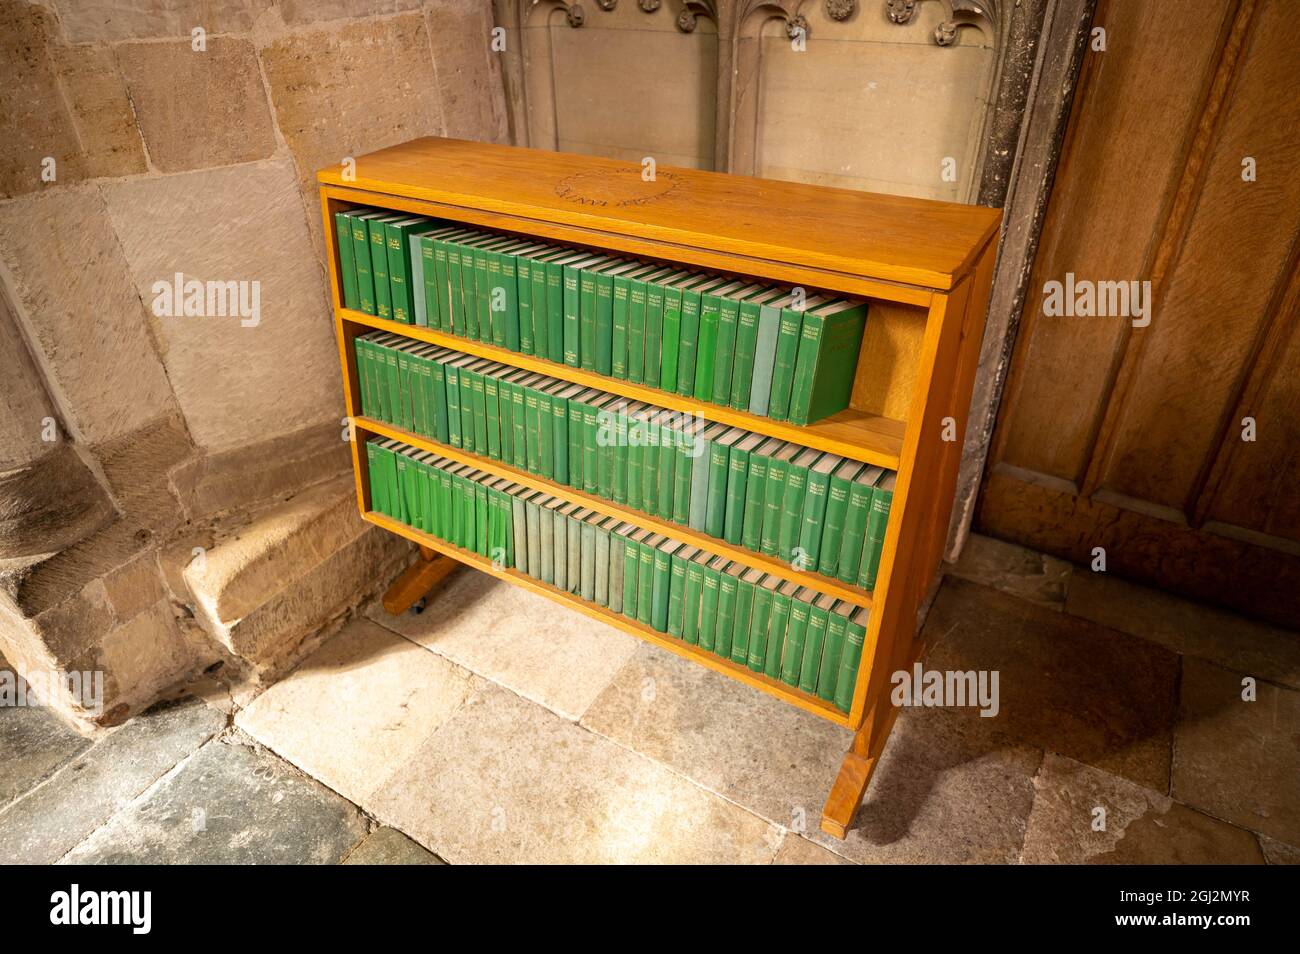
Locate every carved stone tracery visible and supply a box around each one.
[886,0,1001,46]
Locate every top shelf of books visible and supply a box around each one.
[317,138,1002,295]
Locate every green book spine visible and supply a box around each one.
[445,241,467,337]
[546,259,565,362]
[760,455,790,555]
[523,386,542,474]
[799,467,832,567]
[499,250,521,351]
[541,507,557,587]
[764,590,792,679]
[819,471,855,577]
[626,274,648,385]
[581,402,601,495]
[621,538,641,620]
[516,255,534,355]
[431,361,449,444]
[551,393,569,485]
[746,586,773,673]
[676,286,703,396]
[511,383,528,470]
[777,462,810,561]
[364,442,386,515]
[714,570,738,658]
[431,236,451,331]
[639,418,659,516]
[444,365,463,448]
[393,453,412,525]
[382,346,400,427]
[567,400,584,489]
[626,419,643,512]
[414,236,432,327]
[833,614,867,712]
[730,297,763,409]
[334,213,359,310]
[697,563,722,652]
[710,293,742,404]
[636,541,655,626]
[789,305,868,426]
[368,219,393,320]
[682,559,705,645]
[536,391,554,480]
[858,485,894,590]
[458,367,476,452]
[749,301,782,415]
[353,339,373,417]
[655,427,675,520]
[578,266,599,371]
[473,246,493,341]
[608,533,626,614]
[611,274,631,379]
[563,264,583,368]
[768,306,805,421]
[666,551,690,638]
[530,256,550,361]
[483,374,502,461]
[396,351,414,431]
[659,285,683,394]
[594,523,611,606]
[594,269,615,376]
[799,602,830,694]
[643,278,666,389]
[703,437,731,538]
[650,545,673,633]
[739,450,768,551]
[723,444,750,545]
[385,221,415,324]
[470,371,488,453]
[598,408,617,501]
[497,379,514,463]
[580,520,597,601]
[411,353,430,436]
[612,409,628,505]
[818,611,848,703]
[351,216,376,315]
[693,289,723,401]
[730,576,755,665]
[476,483,490,555]
[780,595,811,686]
[671,437,693,525]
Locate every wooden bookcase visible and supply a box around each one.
[317,138,1000,839]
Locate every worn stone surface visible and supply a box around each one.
[1259,835,1300,865]
[343,826,445,865]
[0,697,223,863]
[280,0,420,24]
[0,189,178,445]
[0,686,91,808]
[946,532,1071,609]
[773,834,853,865]
[812,706,1042,864]
[94,600,196,712]
[1172,658,1300,846]
[237,617,479,805]
[92,414,196,532]
[0,442,116,560]
[104,159,340,452]
[425,0,509,143]
[369,685,782,864]
[368,570,638,721]
[54,0,274,43]
[924,577,1179,791]
[48,42,148,179]
[582,643,852,829]
[1022,754,1265,864]
[1067,569,1300,691]
[117,37,277,173]
[61,738,367,864]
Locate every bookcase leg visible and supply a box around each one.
[820,698,891,839]
[382,546,459,615]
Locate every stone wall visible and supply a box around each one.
[0,0,508,729]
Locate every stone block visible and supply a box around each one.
[0,685,92,809]
[54,0,274,43]
[425,0,509,143]
[0,189,179,445]
[117,37,277,173]
[946,532,1071,609]
[343,826,444,865]
[103,159,341,452]
[92,414,197,533]
[279,0,420,24]
[48,42,147,179]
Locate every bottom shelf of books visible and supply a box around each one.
[362,435,870,726]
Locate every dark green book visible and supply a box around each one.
[681,550,711,645]
[746,574,780,673]
[550,382,583,486]
[350,210,386,315]
[652,409,678,520]
[704,427,746,539]
[608,522,636,614]
[767,294,827,421]
[764,581,798,680]
[833,606,870,712]
[788,299,869,425]
[610,263,643,379]
[385,216,430,324]
[660,273,702,395]
[740,437,783,552]
[731,568,762,665]
[711,283,764,405]
[364,439,388,515]
[528,248,566,362]
[367,214,405,320]
[677,276,727,397]
[627,266,674,386]
[650,538,681,633]
[334,211,359,310]
[857,472,896,590]
[777,448,822,561]
[760,443,799,554]
[817,601,853,703]
[724,432,764,546]
[547,251,587,363]
[577,255,612,371]
[818,459,866,577]
[666,544,699,638]
[798,453,843,569]
[779,586,816,687]
[595,261,637,376]
[731,287,785,409]
[636,533,664,627]
[693,280,746,402]
[564,253,606,368]
[697,556,729,653]
[622,529,647,621]
[643,269,682,389]
[799,594,836,695]
[713,562,744,658]
[672,416,705,525]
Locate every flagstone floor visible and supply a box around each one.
[2,534,1297,865]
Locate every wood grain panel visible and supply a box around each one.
[993,0,1233,482]
[850,301,928,421]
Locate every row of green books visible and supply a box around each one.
[335,207,869,425]
[366,437,868,712]
[355,330,896,589]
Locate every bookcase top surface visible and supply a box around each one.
[318,137,1002,292]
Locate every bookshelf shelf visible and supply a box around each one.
[318,137,1000,839]
[355,414,873,608]
[364,509,852,727]
[339,307,905,470]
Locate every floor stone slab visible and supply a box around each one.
[947,533,1071,610]
[1259,835,1300,865]
[1172,658,1300,846]
[1022,754,1264,864]
[368,685,781,864]
[236,618,480,806]
[0,697,223,863]
[773,833,853,865]
[367,571,638,722]
[924,577,1179,791]
[582,643,852,829]
[0,688,91,808]
[343,826,444,866]
[1066,569,1300,691]
[61,739,366,865]
[812,706,1043,864]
